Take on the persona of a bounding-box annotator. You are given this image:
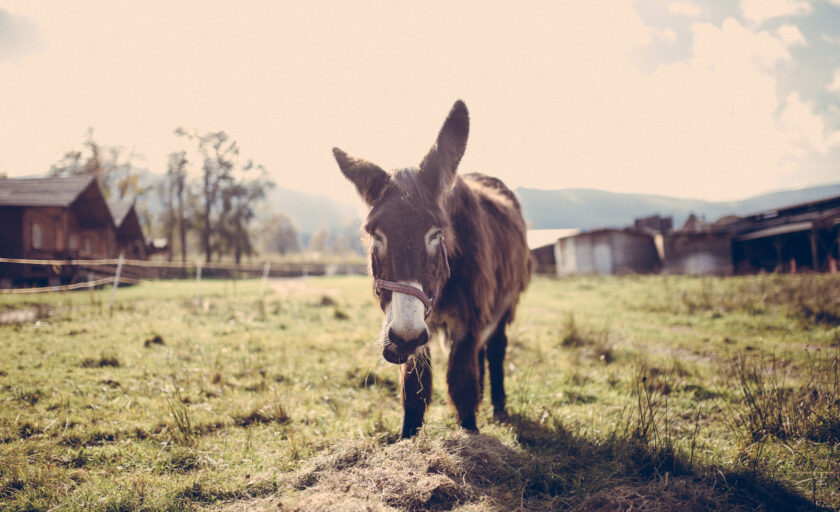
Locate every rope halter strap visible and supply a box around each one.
[375,279,434,316]
[374,239,450,318]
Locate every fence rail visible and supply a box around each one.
[0,256,367,295]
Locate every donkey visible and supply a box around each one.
[333,100,532,438]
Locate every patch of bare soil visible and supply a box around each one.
[270,278,339,299]
[0,304,52,325]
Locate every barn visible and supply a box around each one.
[0,175,115,286]
[728,195,840,273]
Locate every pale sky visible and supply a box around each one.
[1,0,839,204]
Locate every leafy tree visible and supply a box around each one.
[161,150,189,262]
[308,225,330,253]
[262,212,301,255]
[176,129,238,263]
[176,128,274,263]
[219,165,273,264]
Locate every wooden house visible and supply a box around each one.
[108,198,147,260]
[0,176,115,285]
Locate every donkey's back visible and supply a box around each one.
[440,172,532,333]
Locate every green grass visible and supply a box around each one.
[1,274,838,511]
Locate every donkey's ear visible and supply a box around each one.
[333,147,389,206]
[419,100,469,196]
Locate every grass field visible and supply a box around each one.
[1,274,839,511]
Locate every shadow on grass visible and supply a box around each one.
[504,412,826,511]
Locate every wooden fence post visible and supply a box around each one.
[109,253,124,314]
[195,260,202,307]
[260,262,271,299]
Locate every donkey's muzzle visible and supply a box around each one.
[383,327,430,365]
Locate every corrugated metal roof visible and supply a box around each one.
[736,221,813,241]
[0,176,95,207]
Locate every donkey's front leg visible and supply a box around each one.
[446,334,481,432]
[401,346,432,438]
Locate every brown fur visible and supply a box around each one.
[334,101,531,437]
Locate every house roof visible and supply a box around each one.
[0,175,96,207]
[107,197,135,227]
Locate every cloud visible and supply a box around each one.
[740,0,811,25]
[575,17,840,199]
[655,27,679,43]
[777,24,806,46]
[0,9,42,62]
[822,33,840,44]
[668,1,702,16]
[780,93,840,154]
[829,69,840,92]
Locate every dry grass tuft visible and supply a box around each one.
[144,333,165,347]
[80,353,120,368]
[233,401,290,427]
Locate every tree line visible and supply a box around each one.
[48,128,302,263]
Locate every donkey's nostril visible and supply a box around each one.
[388,327,429,348]
[388,328,408,347]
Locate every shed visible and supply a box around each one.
[662,232,733,275]
[555,229,659,276]
[527,229,579,274]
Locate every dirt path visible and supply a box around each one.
[269,278,340,299]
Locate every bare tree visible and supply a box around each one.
[50,128,145,200]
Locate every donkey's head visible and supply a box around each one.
[333,100,469,364]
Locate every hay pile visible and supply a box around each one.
[278,432,526,511]
[218,431,760,511]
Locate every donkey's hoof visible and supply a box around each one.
[493,408,510,422]
[460,417,479,433]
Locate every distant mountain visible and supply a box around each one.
[517,183,840,230]
[265,186,360,236]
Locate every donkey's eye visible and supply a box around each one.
[426,229,443,254]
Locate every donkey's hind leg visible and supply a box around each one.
[486,312,510,420]
[401,346,432,438]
